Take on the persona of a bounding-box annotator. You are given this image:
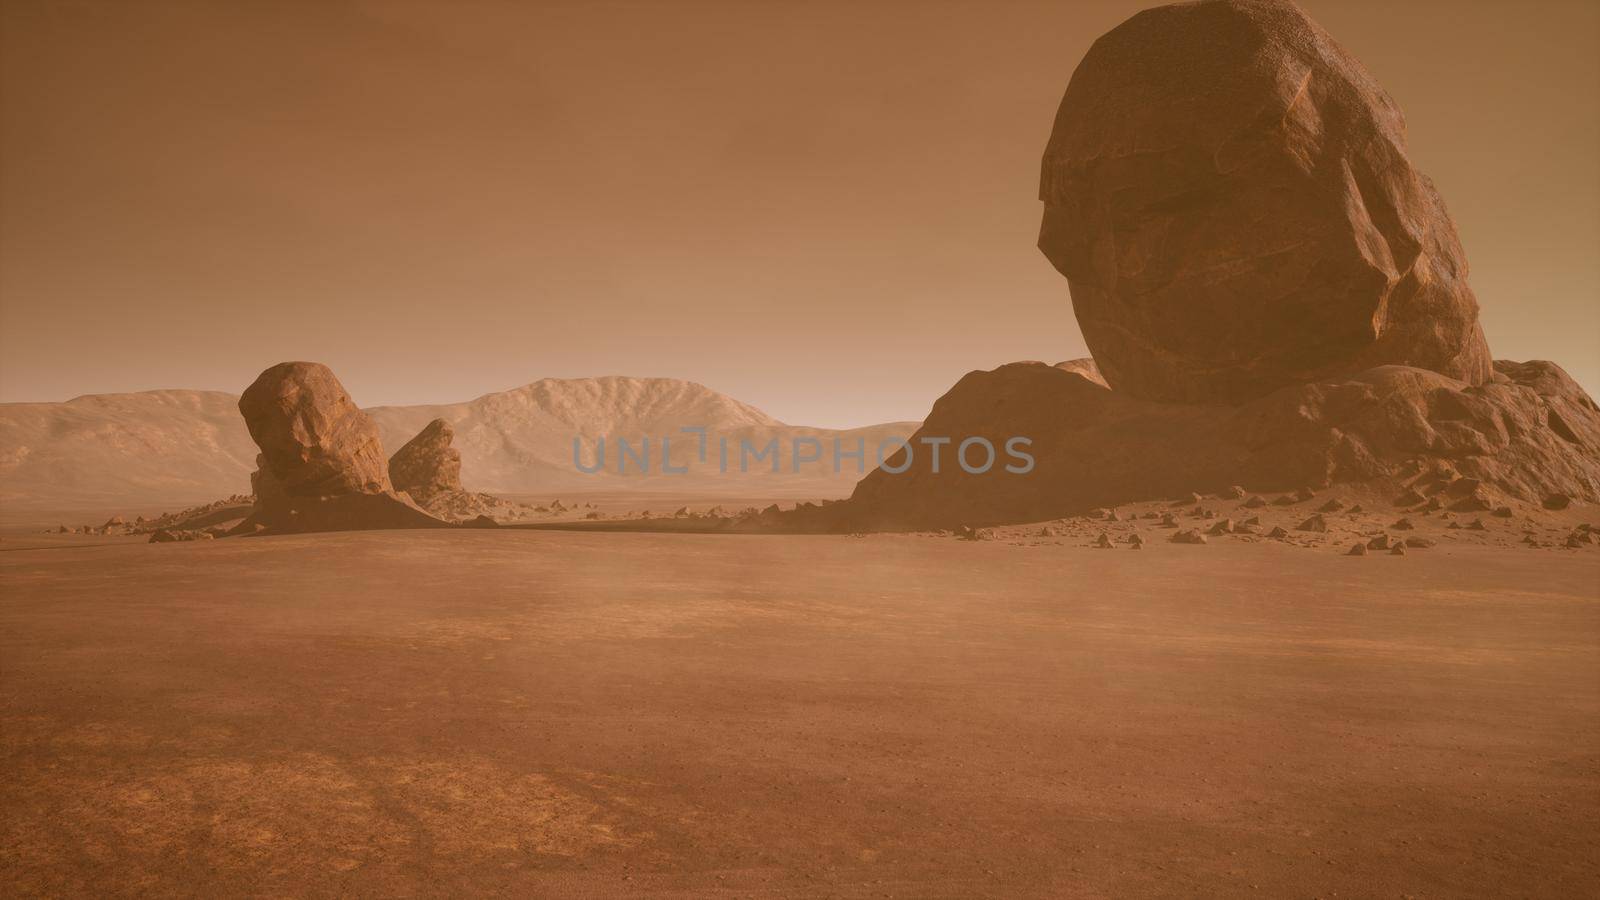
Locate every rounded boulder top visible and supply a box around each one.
[1038,0,1493,405]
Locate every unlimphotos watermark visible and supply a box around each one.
[573,427,1034,476]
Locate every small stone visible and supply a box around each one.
[1404,537,1436,549]
[1544,493,1573,511]
[1243,495,1269,509]
[1318,498,1346,513]
[1170,529,1207,545]
[1392,518,1415,530]
[1394,489,1426,506]
[1297,514,1328,533]
[1347,543,1368,556]
[1390,544,1406,555]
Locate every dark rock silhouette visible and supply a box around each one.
[1038,0,1493,404]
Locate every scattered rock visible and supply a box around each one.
[1170,529,1207,545]
[1544,493,1573,510]
[1297,515,1328,533]
[1242,495,1268,509]
[956,525,995,542]
[1366,534,1392,551]
[1404,537,1436,548]
[1394,489,1426,507]
[1347,543,1368,556]
[1208,519,1234,536]
[1318,499,1346,513]
[1093,532,1114,549]
[1390,544,1406,556]
[1392,518,1415,530]
[1267,526,1290,539]
[1224,485,1247,499]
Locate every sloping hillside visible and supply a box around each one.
[0,391,259,513]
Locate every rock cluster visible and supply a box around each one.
[236,362,445,534]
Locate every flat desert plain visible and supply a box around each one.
[2,530,1598,897]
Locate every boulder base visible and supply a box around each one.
[834,359,1599,530]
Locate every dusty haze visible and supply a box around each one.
[2,0,1597,427]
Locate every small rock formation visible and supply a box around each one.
[1038,0,1492,404]
[237,362,445,534]
[387,419,463,507]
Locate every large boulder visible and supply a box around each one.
[388,419,463,506]
[238,362,392,499]
[1038,0,1493,405]
[835,359,1600,530]
[237,362,446,534]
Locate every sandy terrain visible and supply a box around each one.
[3,529,1597,897]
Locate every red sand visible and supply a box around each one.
[3,530,1598,897]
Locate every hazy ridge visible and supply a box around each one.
[0,376,918,515]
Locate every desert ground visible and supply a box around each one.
[3,520,1597,898]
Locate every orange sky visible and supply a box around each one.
[2,0,1596,428]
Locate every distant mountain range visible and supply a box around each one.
[0,377,919,515]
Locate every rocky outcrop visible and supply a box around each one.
[239,362,392,499]
[388,418,462,506]
[836,359,1600,530]
[237,362,445,534]
[1038,0,1493,405]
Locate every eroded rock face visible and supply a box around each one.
[388,419,462,506]
[838,359,1599,530]
[238,362,392,500]
[1038,0,1493,405]
[236,362,447,534]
